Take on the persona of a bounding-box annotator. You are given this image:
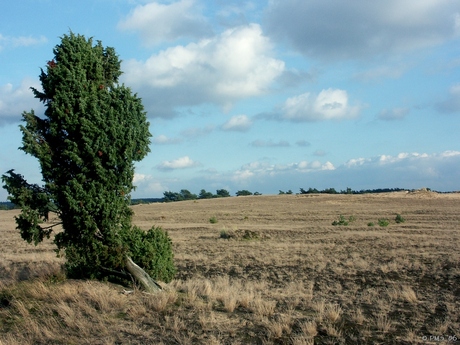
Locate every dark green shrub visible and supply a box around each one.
[209,216,218,224]
[395,214,405,223]
[378,218,390,227]
[236,190,252,196]
[215,189,230,198]
[121,226,176,283]
[219,229,231,239]
[332,215,349,226]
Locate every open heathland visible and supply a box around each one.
[1,191,459,344]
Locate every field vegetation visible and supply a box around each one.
[1,190,459,344]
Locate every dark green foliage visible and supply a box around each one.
[236,190,252,196]
[209,216,218,224]
[300,187,408,194]
[395,214,405,223]
[1,32,175,283]
[215,189,230,198]
[179,189,197,200]
[378,218,390,227]
[199,189,214,199]
[163,191,183,202]
[219,229,231,239]
[332,215,349,226]
[332,215,355,226]
[130,198,163,205]
[164,188,231,201]
[300,187,319,194]
[163,189,197,202]
[0,202,18,210]
[120,226,176,283]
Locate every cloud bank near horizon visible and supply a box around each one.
[128,150,460,198]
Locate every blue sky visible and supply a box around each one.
[1,0,460,200]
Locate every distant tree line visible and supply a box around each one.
[299,187,409,195]
[131,198,164,205]
[278,190,294,195]
[162,189,262,202]
[0,202,18,210]
[162,189,231,202]
[2,186,450,208]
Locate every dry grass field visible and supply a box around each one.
[0,191,459,344]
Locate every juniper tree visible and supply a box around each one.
[2,32,175,291]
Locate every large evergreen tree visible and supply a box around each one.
[2,33,175,290]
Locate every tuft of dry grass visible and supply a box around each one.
[300,320,317,337]
[250,297,277,318]
[324,303,342,323]
[376,314,393,333]
[400,285,418,303]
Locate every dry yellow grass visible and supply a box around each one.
[1,191,460,344]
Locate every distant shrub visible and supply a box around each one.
[209,216,218,224]
[367,222,375,227]
[236,190,252,196]
[215,189,230,198]
[395,214,405,223]
[332,215,349,226]
[199,189,214,199]
[122,226,176,283]
[241,230,259,240]
[378,218,390,227]
[219,229,231,239]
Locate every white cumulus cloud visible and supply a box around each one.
[0,78,43,125]
[221,114,252,131]
[133,173,168,196]
[152,134,182,145]
[122,24,285,118]
[157,156,201,170]
[263,89,361,122]
[118,0,212,46]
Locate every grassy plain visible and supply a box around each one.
[0,190,459,344]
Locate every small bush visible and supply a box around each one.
[236,190,252,196]
[378,218,390,227]
[219,229,232,239]
[209,216,218,224]
[241,230,259,240]
[332,215,349,226]
[122,225,176,283]
[395,214,405,223]
[367,222,375,227]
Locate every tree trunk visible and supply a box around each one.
[125,255,162,293]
